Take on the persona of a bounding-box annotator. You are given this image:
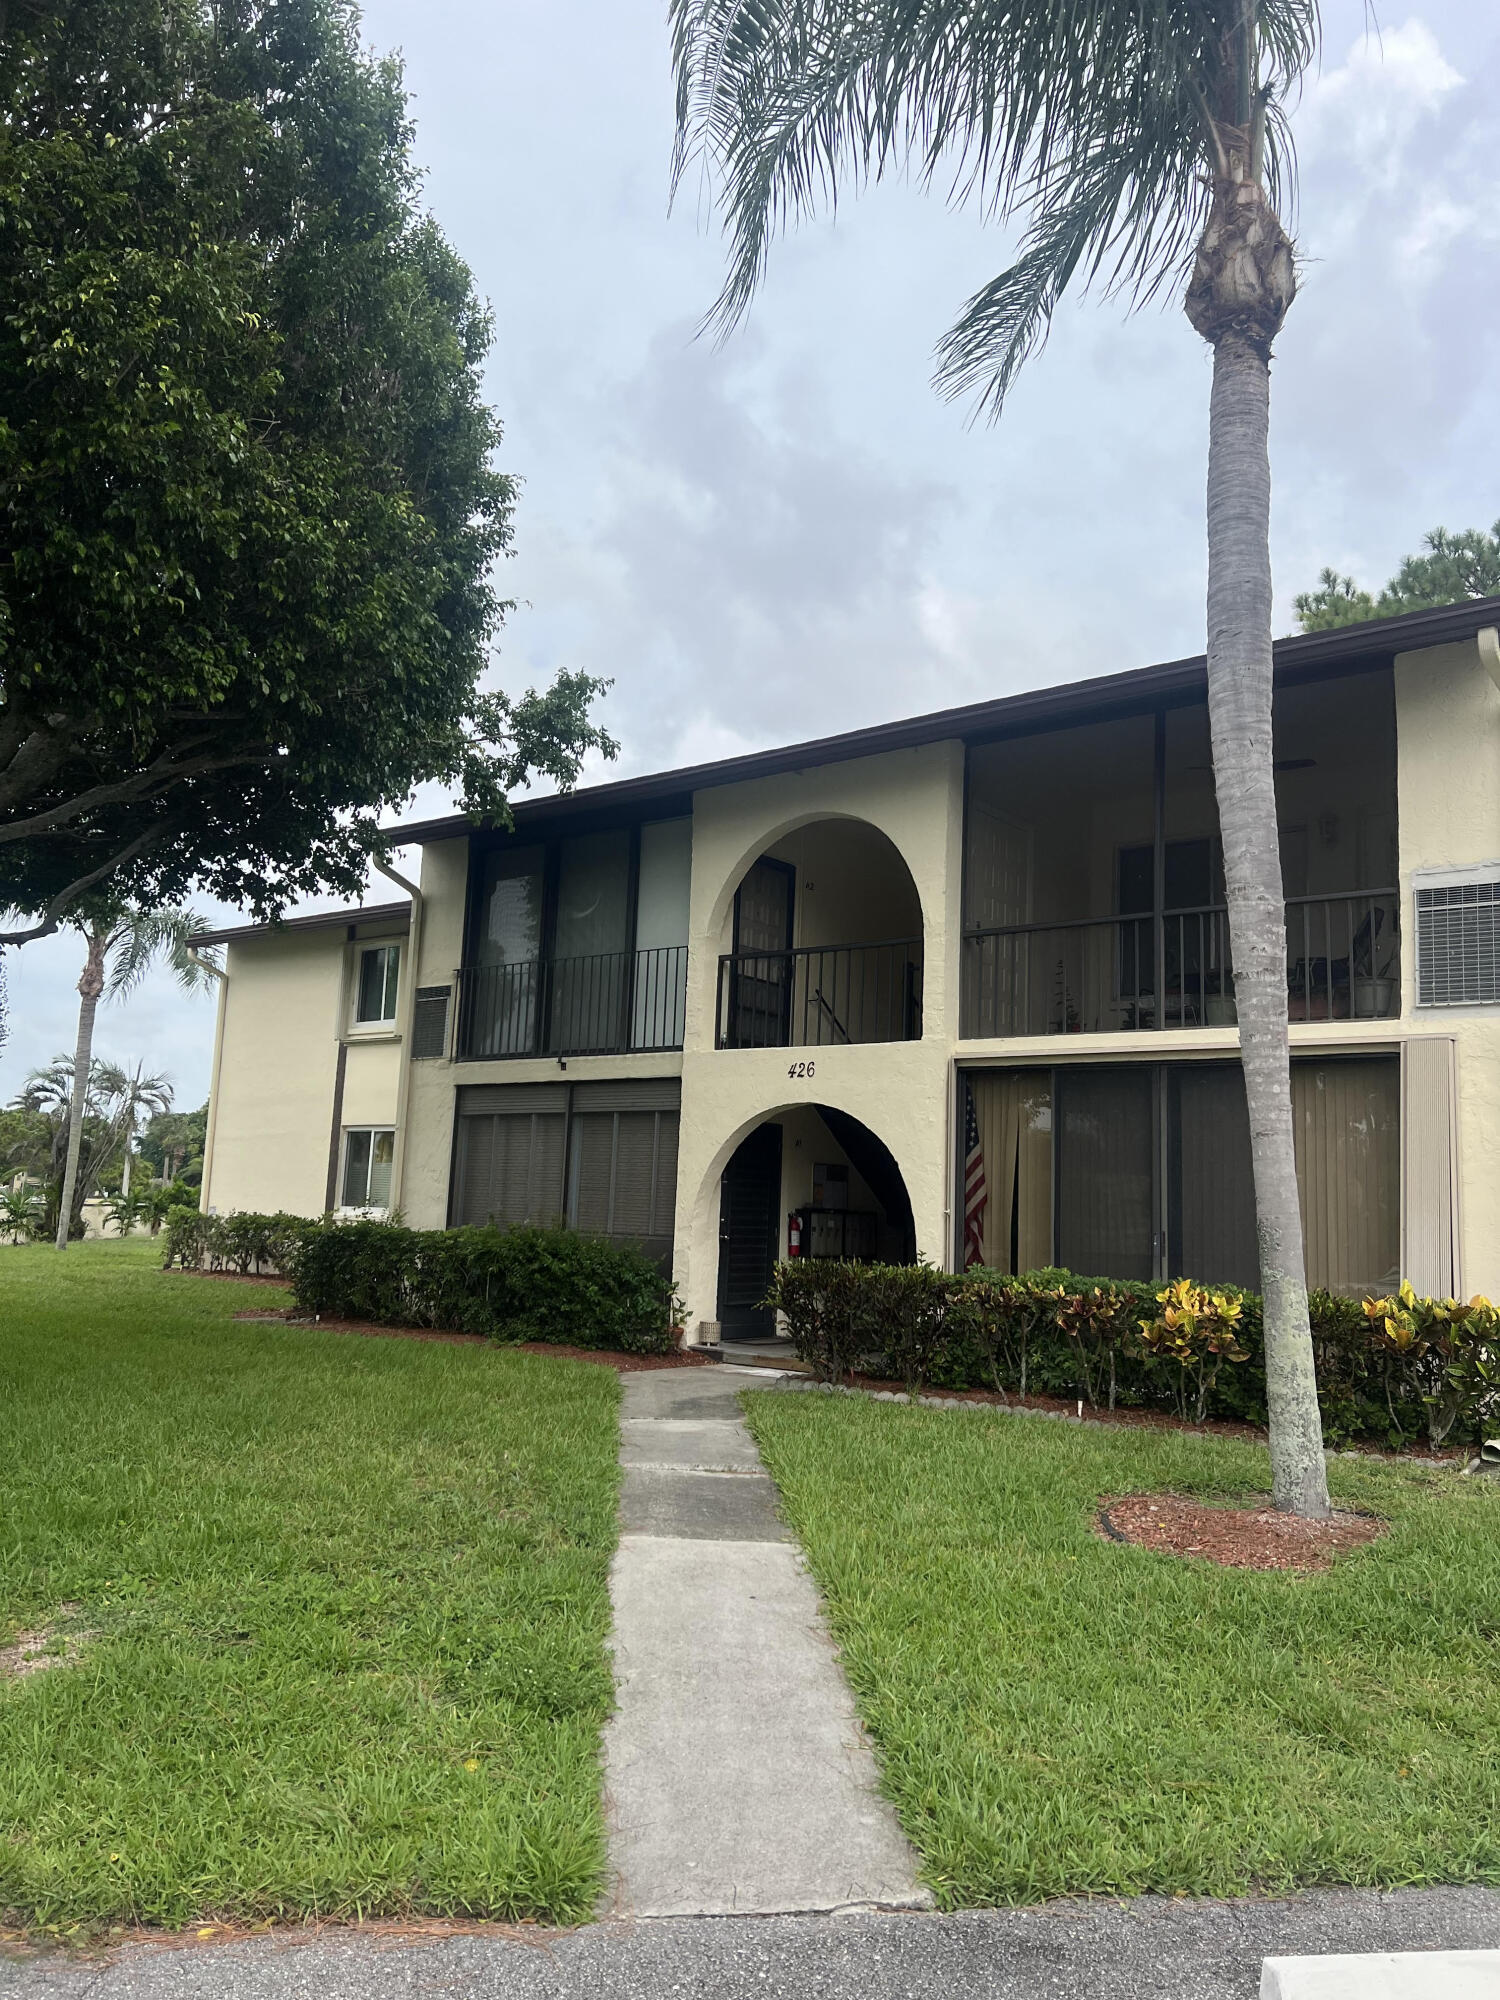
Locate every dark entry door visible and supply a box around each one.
[717,1122,783,1340]
[732,858,795,1047]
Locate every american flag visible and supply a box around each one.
[962,1081,988,1269]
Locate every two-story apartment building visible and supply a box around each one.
[199,601,1500,1339]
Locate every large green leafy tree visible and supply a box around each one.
[0,0,611,947]
[1296,521,1500,632]
[138,1102,208,1185]
[675,0,1331,1514]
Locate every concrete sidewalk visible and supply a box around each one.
[601,1364,927,1917]
[5,1889,1499,1999]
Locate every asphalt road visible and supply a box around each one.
[4,1889,1499,2000]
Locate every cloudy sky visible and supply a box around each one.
[4,0,1497,1109]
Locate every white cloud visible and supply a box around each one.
[1303,20,1464,176]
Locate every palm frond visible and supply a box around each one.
[103,907,218,1000]
[672,0,1322,411]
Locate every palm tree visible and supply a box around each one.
[673,0,1330,1515]
[51,905,219,1252]
[18,1056,175,1243]
[0,1181,43,1244]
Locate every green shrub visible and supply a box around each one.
[766,1259,1500,1449]
[161,1207,312,1277]
[1133,1277,1251,1423]
[764,1261,869,1383]
[292,1219,680,1355]
[1362,1281,1500,1447]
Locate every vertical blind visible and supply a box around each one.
[962,1056,1403,1295]
[453,1079,681,1268]
[1291,1058,1399,1297]
[1054,1068,1155,1280]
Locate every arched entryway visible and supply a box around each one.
[715,1102,916,1341]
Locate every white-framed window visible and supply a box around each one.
[354,943,401,1025]
[341,1128,395,1211]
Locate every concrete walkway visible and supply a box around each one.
[601,1363,928,1917]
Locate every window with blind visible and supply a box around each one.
[452,1083,568,1229]
[565,1081,680,1270]
[451,1079,681,1268]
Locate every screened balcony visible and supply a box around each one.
[960,670,1400,1040]
[458,816,690,1060]
[456,944,689,1058]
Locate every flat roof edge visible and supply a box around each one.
[198,899,410,947]
[387,595,1500,845]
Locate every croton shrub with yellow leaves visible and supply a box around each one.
[771,1259,1500,1449]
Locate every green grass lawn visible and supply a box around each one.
[0,1240,620,1935]
[744,1390,1500,1910]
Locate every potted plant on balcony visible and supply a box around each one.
[1350,909,1397,1019]
[1203,970,1237,1027]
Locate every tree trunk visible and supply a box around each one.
[54,931,105,1251]
[1202,331,1330,1519]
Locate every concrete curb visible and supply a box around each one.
[1261,1949,1500,1997]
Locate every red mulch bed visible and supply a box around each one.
[1097,1492,1387,1572]
[172,1268,289,1285]
[228,1308,709,1371]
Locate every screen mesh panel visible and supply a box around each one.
[411,986,451,1059]
[1416,881,1500,1006]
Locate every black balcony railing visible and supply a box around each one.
[455,945,688,1059]
[716,939,923,1049]
[961,891,1399,1038]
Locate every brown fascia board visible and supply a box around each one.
[390,595,1500,847]
[195,899,411,948]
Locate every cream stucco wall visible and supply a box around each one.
[672,739,965,1331]
[399,837,470,1228]
[1395,632,1500,1298]
[206,917,407,1218]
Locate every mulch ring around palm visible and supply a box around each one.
[1097,1493,1387,1572]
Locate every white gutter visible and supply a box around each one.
[188,949,229,1214]
[373,857,423,1219]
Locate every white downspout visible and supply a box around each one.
[188,949,229,1214]
[374,858,423,1219]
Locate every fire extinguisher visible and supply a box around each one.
[787,1211,803,1258]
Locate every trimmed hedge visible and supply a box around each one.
[163,1209,680,1355]
[766,1261,1500,1450]
[161,1206,311,1276]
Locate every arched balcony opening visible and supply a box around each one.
[716,819,924,1050]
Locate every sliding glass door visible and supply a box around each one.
[1054,1068,1156,1281]
[1168,1065,1259,1289]
[961,1056,1398,1295]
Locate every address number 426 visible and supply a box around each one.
[787,1059,816,1079]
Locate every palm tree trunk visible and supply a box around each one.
[1203,329,1330,1519]
[54,932,105,1252]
